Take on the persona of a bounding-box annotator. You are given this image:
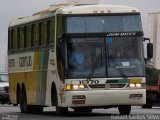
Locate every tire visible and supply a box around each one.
[13,104,18,106]
[32,106,43,114]
[51,84,68,115]
[142,100,152,109]
[20,88,32,113]
[74,108,92,113]
[16,85,20,105]
[142,93,152,109]
[56,106,68,115]
[118,105,131,115]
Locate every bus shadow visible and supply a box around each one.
[41,111,117,117]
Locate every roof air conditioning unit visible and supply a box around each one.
[68,0,99,5]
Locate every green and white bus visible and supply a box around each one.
[8,2,153,115]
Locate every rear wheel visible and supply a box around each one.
[13,104,18,106]
[118,105,131,115]
[31,106,43,114]
[20,89,44,114]
[20,88,32,113]
[74,107,92,113]
[16,84,20,105]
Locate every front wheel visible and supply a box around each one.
[74,108,92,113]
[118,105,131,115]
[142,93,152,109]
[56,106,68,115]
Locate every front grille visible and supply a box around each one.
[88,84,126,89]
[110,84,126,88]
[88,84,105,88]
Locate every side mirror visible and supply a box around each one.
[144,37,150,42]
[147,43,153,59]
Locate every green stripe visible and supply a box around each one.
[106,79,129,83]
[37,49,49,105]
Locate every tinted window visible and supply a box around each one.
[65,15,142,33]
[20,27,25,49]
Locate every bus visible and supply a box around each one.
[8,2,153,115]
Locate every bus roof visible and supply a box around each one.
[9,4,139,27]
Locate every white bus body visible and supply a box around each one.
[8,3,146,115]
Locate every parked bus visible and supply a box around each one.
[8,2,153,115]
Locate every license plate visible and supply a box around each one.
[129,94,143,99]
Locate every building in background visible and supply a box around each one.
[0,52,7,73]
[148,12,160,69]
[5,55,8,72]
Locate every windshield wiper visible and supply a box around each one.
[109,56,128,79]
[87,55,101,81]
[106,44,127,79]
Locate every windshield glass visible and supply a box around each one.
[65,36,145,78]
[106,37,145,77]
[66,38,106,78]
[0,74,8,82]
[65,15,142,33]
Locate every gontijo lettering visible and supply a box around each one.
[19,56,32,67]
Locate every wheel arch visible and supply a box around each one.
[51,82,58,106]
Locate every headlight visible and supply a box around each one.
[66,84,87,91]
[129,83,142,88]
[73,85,79,89]
[135,83,141,88]
[130,84,135,88]
[79,84,85,89]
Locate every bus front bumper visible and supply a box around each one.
[65,89,146,107]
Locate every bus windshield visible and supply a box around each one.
[66,38,106,78]
[65,37,145,78]
[106,36,145,77]
[65,15,142,33]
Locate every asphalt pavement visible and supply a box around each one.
[0,105,160,120]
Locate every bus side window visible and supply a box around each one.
[11,29,14,50]
[27,25,32,48]
[8,30,11,51]
[20,27,25,49]
[24,26,27,48]
[41,21,47,45]
[31,24,34,47]
[13,28,18,50]
[57,15,63,38]
[47,20,50,44]
[17,28,20,49]
[39,22,42,46]
[49,20,55,45]
[34,23,39,46]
